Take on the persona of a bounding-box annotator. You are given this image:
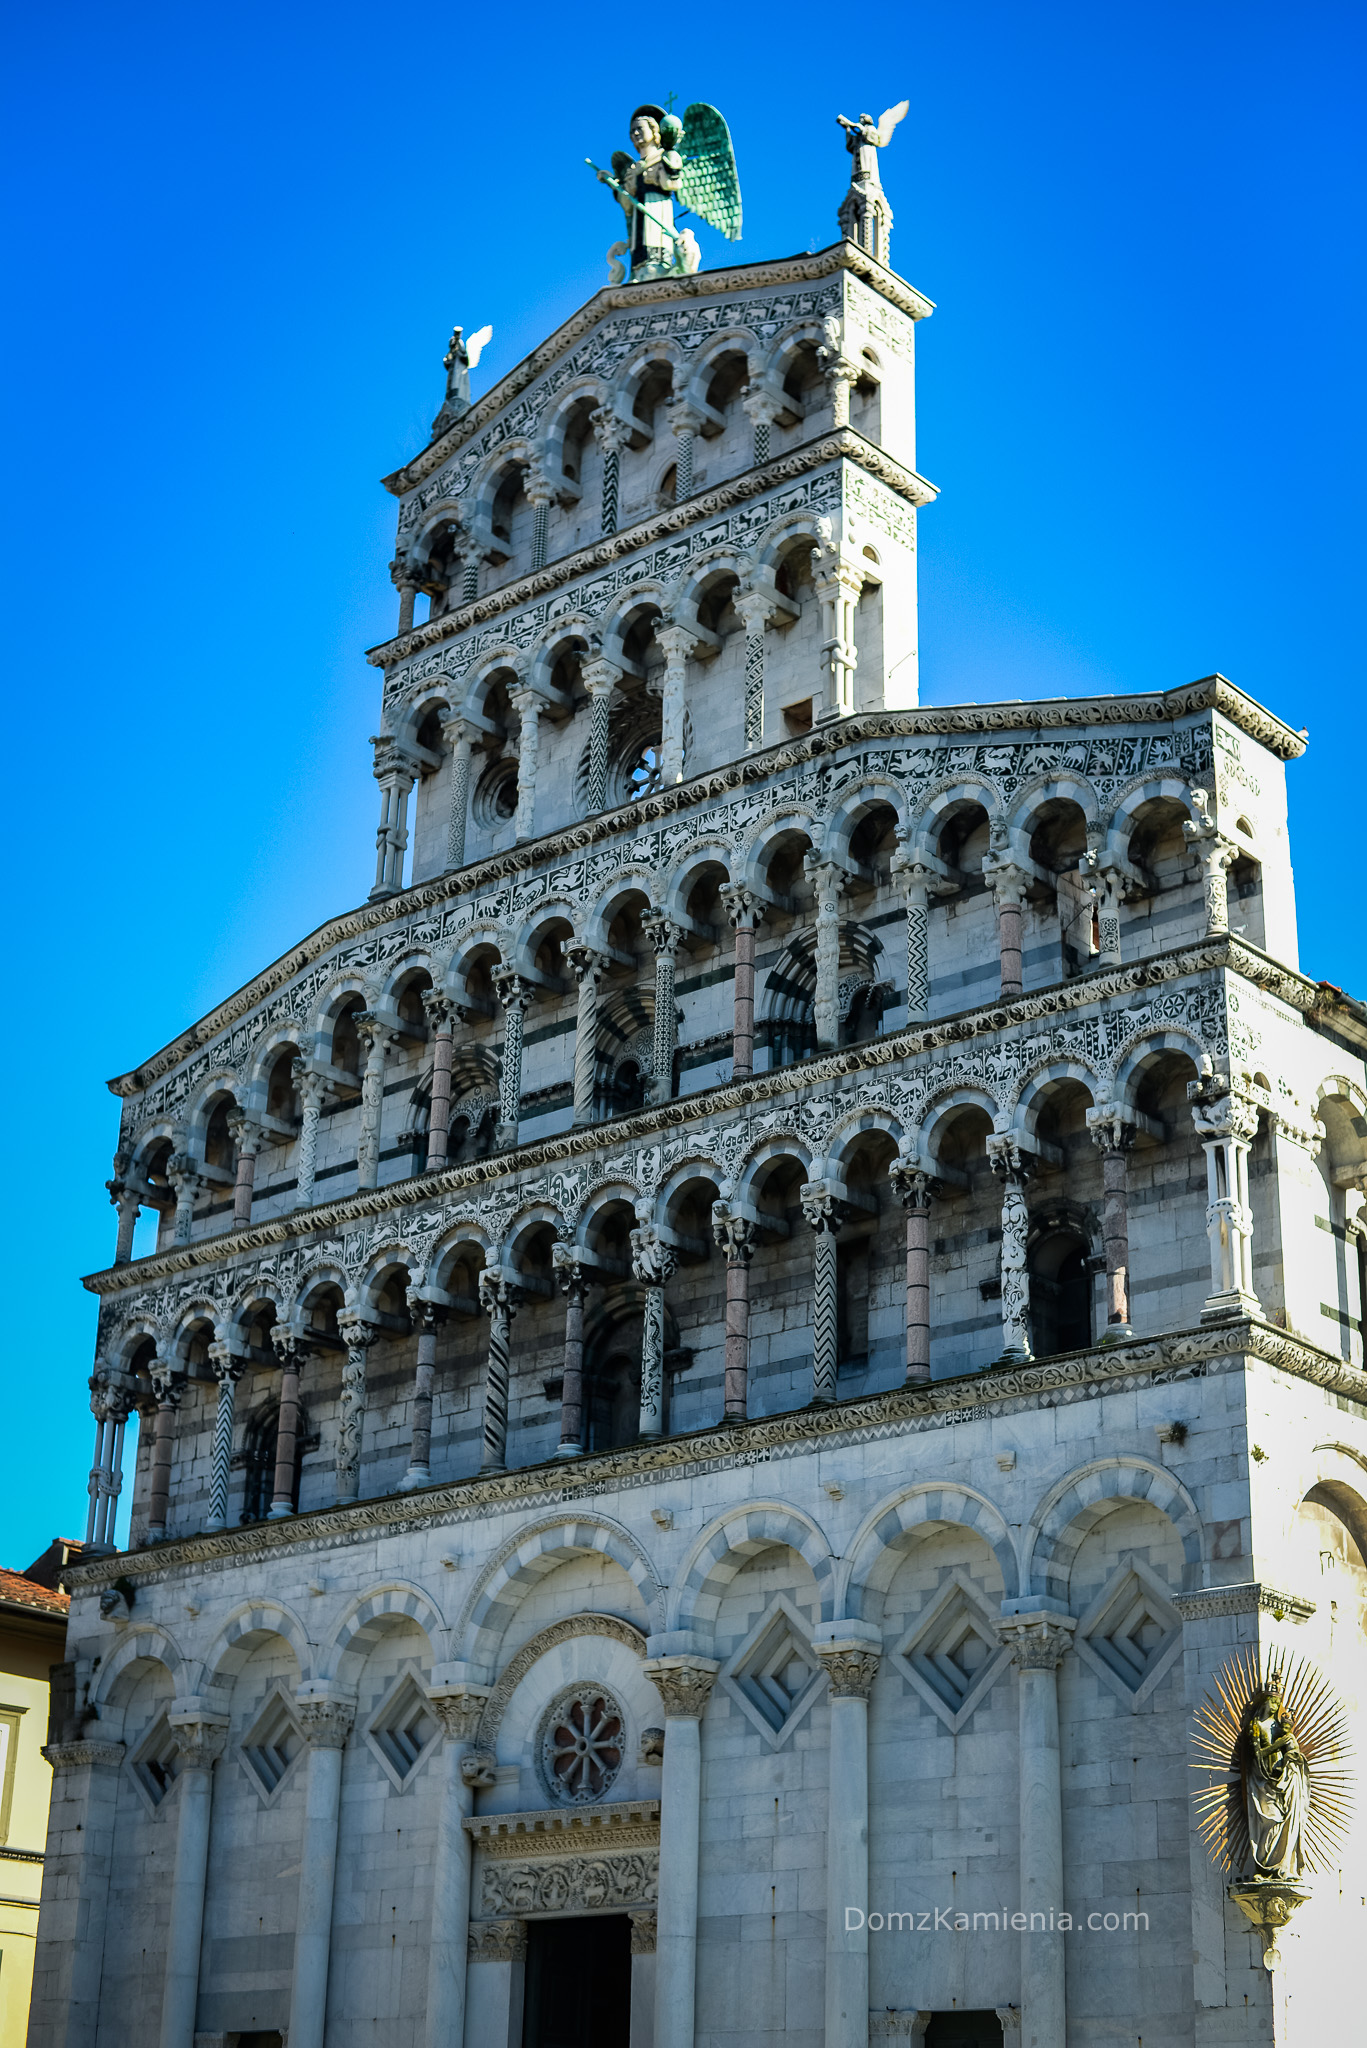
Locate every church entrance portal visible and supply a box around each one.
[925,2014,1005,2046]
[521,1913,632,2048]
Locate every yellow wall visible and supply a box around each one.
[0,1614,64,2048]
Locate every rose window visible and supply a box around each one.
[539,1684,625,1804]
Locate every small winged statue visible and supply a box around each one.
[836,101,909,267]
[589,103,742,284]
[432,323,493,435]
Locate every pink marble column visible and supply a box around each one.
[721,884,763,1078]
[713,1209,757,1421]
[423,993,457,1171]
[146,1370,181,1540]
[890,1163,935,1383]
[991,863,1029,999]
[229,1115,263,1227]
[269,1331,302,1519]
[553,1248,589,1458]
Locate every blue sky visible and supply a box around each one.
[2,2,1362,1564]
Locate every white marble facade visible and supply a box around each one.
[32,241,1367,2048]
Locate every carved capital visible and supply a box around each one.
[1087,1105,1136,1155]
[814,1642,882,1700]
[642,1655,720,1719]
[336,1311,378,1356]
[167,1710,229,1770]
[491,968,534,1016]
[566,941,610,987]
[427,1684,491,1744]
[711,1204,758,1263]
[477,1267,521,1318]
[421,987,461,1033]
[986,1135,1033,1184]
[630,1224,677,1289]
[43,1740,125,1772]
[719,881,765,931]
[641,909,686,956]
[589,405,632,453]
[295,1696,355,1749]
[206,1341,245,1388]
[888,1161,937,1211]
[799,1181,847,1235]
[629,1909,658,1954]
[997,1612,1075,1670]
[468,1918,527,1962]
[552,1240,592,1298]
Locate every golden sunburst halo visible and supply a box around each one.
[1191,1647,1354,1875]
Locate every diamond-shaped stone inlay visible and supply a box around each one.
[892,1570,1011,1733]
[1075,1560,1182,1706]
[240,1690,303,1800]
[720,1594,825,1748]
[367,1674,439,1788]
[129,1713,179,1808]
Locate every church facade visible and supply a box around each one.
[32,131,1367,2048]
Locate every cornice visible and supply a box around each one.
[61,1317,1366,1592]
[91,936,1240,1294]
[370,432,936,671]
[1172,1582,1316,1624]
[381,242,935,497]
[104,687,1306,1101]
[467,1800,660,1856]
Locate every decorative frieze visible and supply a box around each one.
[1172,1582,1317,1624]
[466,1799,660,1857]
[478,1852,657,1916]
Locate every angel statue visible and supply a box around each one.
[588,103,742,284]
[431,323,493,435]
[836,101,909,268]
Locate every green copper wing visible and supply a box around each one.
[679,103,742,241]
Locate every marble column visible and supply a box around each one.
[158,1706,228,2048]
[567,943,608,1125]
[1191,1088,1261,1316]
[642,1653,720,2048]
[734,590,772,752]
[477,1269,519,1471]
[655,624,695,785]
[511,688,542,841]
[525,462,553,571]
[712,1207,757,1421]
[800,1183,845,1403]
[741,383,781,466]
[997,1609,1076,2048]
[812,1625,883,2048]
[370,759,417,900]
[167,1152,200,1246]
[228,1113,263,1227]
[393,567,417,635]
[891,852,935,1022]
[1081,852,1124,967]
[582,657,619,814]
[1087,1108,1136,1337]
[335,1313,375,1502]
[204,1343,242,1533]
[399,1299,441,1491]
[889,1162,935,1382]
[422,991,458,1170]
[424,1678,491,2048]
[989,862,1031,1000]
[269,1327,303,1518]
[811,550,861,719]
[31,1737,125,2048]
[820,328,858,427]
[85,1399,112,1547]
[804,858,847,1050]
[988,1138,1033,1361]
[109,1174,141,1264]
[1183,791,1235,937]
[355,1015,397,1191]
[630,1225,676,1439]
[551,1245,589,1457]
[664,398,704,500]
[292,1062,329,1210]
[642,912,683,1105]
[440,718,476,870]
[591,407,630,536]
[492,970,532,1151]
[719,884,763,1078]
[288,1691,356,2048]
[146,1368,182,1540]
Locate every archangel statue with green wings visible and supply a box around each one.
[589,102,741,283]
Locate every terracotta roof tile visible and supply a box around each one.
[0,1567,70,1617]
